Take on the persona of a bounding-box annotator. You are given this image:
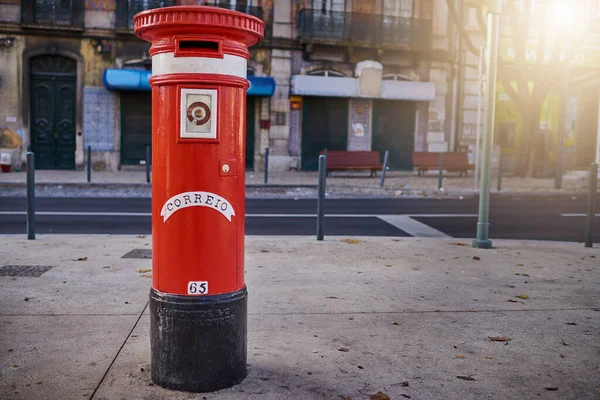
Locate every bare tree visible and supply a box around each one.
[446,0,587,176]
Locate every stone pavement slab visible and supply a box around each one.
[0,235,599,400]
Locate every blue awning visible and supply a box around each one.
[247,76,276,96]
[102,69,275,96]
[103,69,151,91]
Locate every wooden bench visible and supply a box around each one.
[412,152,474,176]
[320,150,383,177]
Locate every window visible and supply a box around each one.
[31,0,75,25]
[311,0,345,13]
[307,69,345,77]
[382,73,412,81]
[383,0,413,18]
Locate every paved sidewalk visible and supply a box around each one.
[0,169,595,198]
[0,235,599,399]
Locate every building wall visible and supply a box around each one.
[0,0,457,172]
[0,33,23,169]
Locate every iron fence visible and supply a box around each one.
[21,0,84,28]
[115,1,271,38]
[298,9,431,50]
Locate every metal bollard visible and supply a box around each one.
[26,152,35,240]
[317,154,326,241]
[497,155,502,192]
[585,162,598,248]
[87,146,91,183]
[264,148,269,185]
[146,145,151,184]
[380,150,389,188]
[438,152,444,191]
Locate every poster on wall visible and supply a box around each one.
[352,123,365,137]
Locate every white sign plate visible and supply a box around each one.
[160,191,235,222]
[188,281,208,295]
[180,88,218,139]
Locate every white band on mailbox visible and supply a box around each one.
[152,53,247,77]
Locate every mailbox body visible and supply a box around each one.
[133,7,262,297]
[151,77,247,296]
[134,7,263,392]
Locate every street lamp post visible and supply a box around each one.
[473,0,501,249]
[554,63,569,189]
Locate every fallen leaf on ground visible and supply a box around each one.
[515,295,529,299]
[392,322,398,325]
[142,274,152,278]
[565,322,577,326]
[485,355,494,359]
[369,392,390,400]
[343,396,350,400]
[562,339,569,346]
[343,239,360,244]
[391,239,400,242]
[400,395,411,399]
[326,296,338,299]
[391,381,409,387]
[136,269,151,273]
[516,263,524,266]
[488,336,511,342]
[125,301,131,304]
[450,242,469,247]
[472,256,481,261]
[457,375,476,381]
[595,388,600,394]
[385,264,392,267]
[338,347,349,352]
[545,387,558,391]
[74,257,88,261]
[455,355,465,359]
[137,235,146,238]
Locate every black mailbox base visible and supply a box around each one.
[149,286,247,392]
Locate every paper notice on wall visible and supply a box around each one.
[5,116,16,123]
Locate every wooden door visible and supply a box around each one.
[30,55,76,170]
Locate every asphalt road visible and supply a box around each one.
[0,196,598,243]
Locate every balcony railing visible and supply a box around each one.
[115,0,176,30]
[298,9,431,51]
[116,1,272,39]
[21,0,84,28]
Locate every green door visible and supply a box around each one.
[30,56,76,170]
[372,100,416,170]
[120,91,152,165]
[246,96,256,170]
[301,97,348,170]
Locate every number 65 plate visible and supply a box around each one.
[188,281,208,295]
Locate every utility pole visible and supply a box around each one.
[474,46,484,190]
[473,0,501,249]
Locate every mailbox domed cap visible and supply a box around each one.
[134,6,264,48]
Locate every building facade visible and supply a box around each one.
[0,0,277,171]
[9,1,595,174]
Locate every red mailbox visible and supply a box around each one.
[134,6,263,392]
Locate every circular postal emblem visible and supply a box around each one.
[187,102,211,126]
